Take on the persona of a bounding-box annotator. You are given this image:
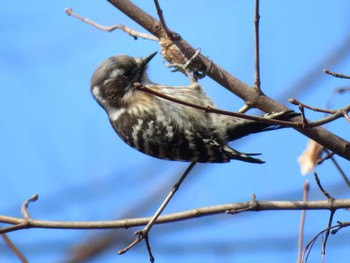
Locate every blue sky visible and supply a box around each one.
[1,1,350,262]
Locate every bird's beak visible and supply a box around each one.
[141,51,157,67]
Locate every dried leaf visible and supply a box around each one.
[297,140,323,175]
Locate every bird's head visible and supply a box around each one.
[90,52,157,110]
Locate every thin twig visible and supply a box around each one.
[253,0,261,91]
[302,221,350,262]
[316,151,334,165]
[303,106,350,127]
[135,82,350,129]
[144,235,154,263]
[21,194,39,219]
[118,161,197,257]
[323,148,350,188]
[289,98,337,114]
[0,223,30,234]
[331,221,350,234]
[66,173,180,263]
[0,195,37,263]
[313,172,335,257]
[323,69,350,79]
[322,210,335,258]
[329,156,350,188]
[313,172,334,200]
[1,233,28,263]
[65,8,159,41]
[298,103,309,128]
[290,98,350,127]
[343,110,350,123]
[153,0,172,39]
[297,180,309,263]
[133,82,300,127]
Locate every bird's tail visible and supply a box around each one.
[223,145,265,164]
[226,110,299,141]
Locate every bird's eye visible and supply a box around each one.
[122,69,133,78]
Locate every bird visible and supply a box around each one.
[90,52,295,164]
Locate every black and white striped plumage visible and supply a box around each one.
[91,52,291,163]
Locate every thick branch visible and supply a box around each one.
[107,0,350,161]
[1,199,350,233]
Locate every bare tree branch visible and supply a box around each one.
[1,199,350,234]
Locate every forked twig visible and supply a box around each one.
[313,172,335,258]
[316,151,334,165]
[289,98,337,115]
[289,98,350,127]
[118,161,197,261]
[302,222,350,262]
[302,173,338,263]
[0,194,39,236]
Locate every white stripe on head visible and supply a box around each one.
[102,68,124,86]
[92,85,108,107]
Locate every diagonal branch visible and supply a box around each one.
[1,233,28,263]
[107,0,350,161]
[134,83,350,129]
[134,83,299,127]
